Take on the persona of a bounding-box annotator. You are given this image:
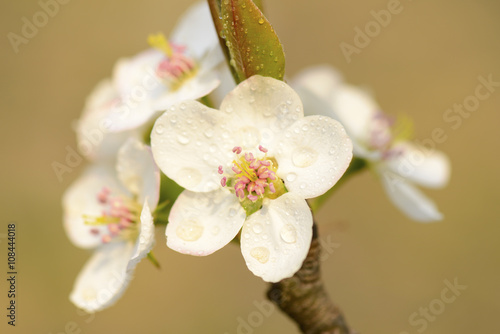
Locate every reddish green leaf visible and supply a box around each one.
[221,0,285,83]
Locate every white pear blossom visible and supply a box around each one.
[151,75,353,282]
[106,1,224,132]
[76,1,224,161]
[76,79,144,161]
[293,66,450,222]
[63,138,160,312]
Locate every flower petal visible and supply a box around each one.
[273,115,353,199]
[70,241,135,313]
[76,79,140,160]
[240,193,313,282]
[108,50,166,132]
[63,164,130,249]
[330,85,380,145]
[127,200,156,272]
[151,52,221,111]
[292,65,343,103]
[116,138,160,208]
[170,1,219,59]
[387,142,451,189]
[112,49,165,100]
[220,75,305,150]
[166,189,246,256]
[379,167,443,222]
[151,101,235,192]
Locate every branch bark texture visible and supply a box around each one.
[267,223,356,334]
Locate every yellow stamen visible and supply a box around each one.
[147,33,173,57]
[83,215,120,226]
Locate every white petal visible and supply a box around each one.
[108,50,166,132]
[387,142,451,189]
[113,49,164,99]
[70,241,135,313]
[151,101,235,192]
[116,138,160,208]
[76,80,139,160]
[273,116,353,199]
[292,65,343,103]
[379,167,443,222]
[170,1,219,59]
[166,189,246,256]
[127,200,156,272]
[331,85,380,144]
[152,58,221,111]
[220,75,305,150]
[294,85,339,119]
[63,164,130,249]
[240,193,313,282]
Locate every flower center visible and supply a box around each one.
[84,187,142,244]
[148,33,198,91]
[219,146,286,214]
[368,111,413,160]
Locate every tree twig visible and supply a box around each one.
[267,223,356,334]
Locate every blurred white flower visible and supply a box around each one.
[76,2,224,161]
[151,75,352,282]
[293,66,450,222]
[63,138,160,312]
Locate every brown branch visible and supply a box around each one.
[267,223,356,334]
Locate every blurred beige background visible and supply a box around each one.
[1,0,499,333]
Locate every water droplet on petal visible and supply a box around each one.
[280,224,297,244]
[177,133,190,145]
[258,18,264,24]
[204,128,214,138]
[292,147,319,168]
[229,208,237,217]
[252,223,263,234]
[176,220,203,241]
[286,173,297,182]
[176,168,202,188]
[211,226,220,235]
[237,126,261,149]
[155,124,164,134]
[250,247,270,264]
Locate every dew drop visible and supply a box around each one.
[292,147,319,168]
[286,173,297,182]
[258,17,264,24]
[250,247,270,264]
[155,124,164,134]
[252,223,263,234]
[176,220,203,241]
[211,226,220,235]
[237,126,261,148]
[229,208,237,217]
[176,168,202,188]
[177,133,190,145]
[280,224,297,244]
[204,128,214,138]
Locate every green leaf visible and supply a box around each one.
[220,0,285,83]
